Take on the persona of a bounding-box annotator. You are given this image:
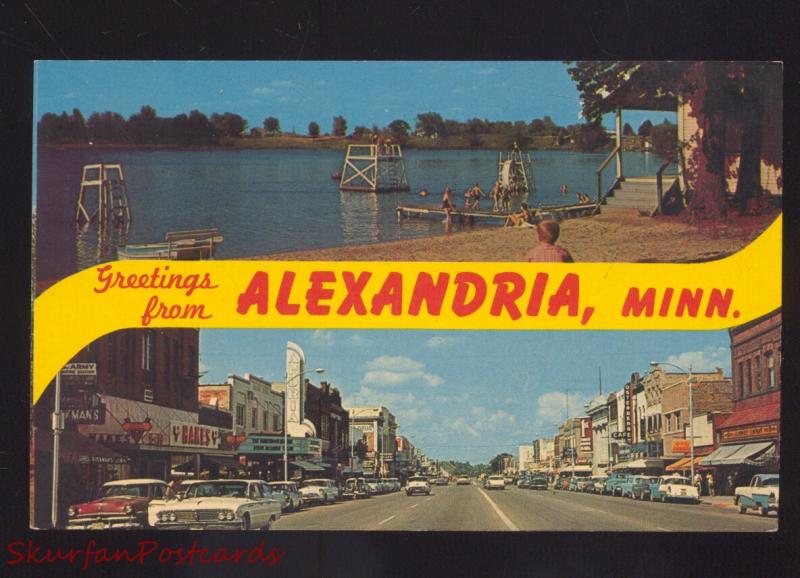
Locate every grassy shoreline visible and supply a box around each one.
[42,134,651,154]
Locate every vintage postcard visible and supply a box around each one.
[31,61,781,536]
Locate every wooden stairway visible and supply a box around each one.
[603,176,679,214]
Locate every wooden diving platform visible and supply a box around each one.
[395,202,599,224]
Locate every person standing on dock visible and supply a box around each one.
[491,181,501,212]
[471,183,483,210]
[501,186,511,212]
[525,220,574,263]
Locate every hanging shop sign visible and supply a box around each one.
[170,420,222,449]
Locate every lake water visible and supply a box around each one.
[35,147,668,282]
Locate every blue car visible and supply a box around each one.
[603,473,632,496]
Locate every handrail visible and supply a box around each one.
[655,160,672,215]
[595,144,621,204]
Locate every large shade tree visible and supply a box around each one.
[566,61,778,219]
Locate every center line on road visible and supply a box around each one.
[409,503,420,509]
[478,488,519,531]
[378,515,396,526]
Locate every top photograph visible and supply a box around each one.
[33,61,782,286]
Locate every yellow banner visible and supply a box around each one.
[32,215,781,404]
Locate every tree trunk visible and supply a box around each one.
[686,62,728,220]
[733,67,766,214]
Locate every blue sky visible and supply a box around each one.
[199,329,731,464]
[34,61,673,134]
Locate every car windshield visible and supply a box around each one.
[301,480,328,488]
[269,483,291,491]
[185,482,249,498]
[409,477,427,482]
[489,476,504,480]
[101,484,153,498]
[760,477,779,486]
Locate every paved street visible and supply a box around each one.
[273,484,779,532]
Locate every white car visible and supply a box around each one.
[406,475,431,496]
[735,474,779,516]
[485,475,505,490]
[149,479,282,530]
[299,479,339,505]
[657,475,700,504]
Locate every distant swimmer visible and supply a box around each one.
[418,189,429,197]
[576,192,591,204]
[560,184,569,197]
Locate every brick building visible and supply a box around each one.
[702,309,781,494]
[661,368,734,459]
[303,380,350,480]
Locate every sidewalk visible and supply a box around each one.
[699,495,737,510]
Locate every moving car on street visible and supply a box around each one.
[655,475,699,504]
[735,474,779,516]
[406,475,431,496]
[149,479,282,530]
[268,481,304,512]
[299,478,339,505]
[529,475,549,490]
[456,476,471,485]
[67,478,168,530]
[485,475,506,490]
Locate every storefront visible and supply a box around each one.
[236,434,323,481]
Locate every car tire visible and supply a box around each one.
[241,513,251,531]
[739,503,747,514]
[263,516,273,531]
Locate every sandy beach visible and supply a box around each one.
[248,209,779,263]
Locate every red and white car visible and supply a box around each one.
[67,478,168,529]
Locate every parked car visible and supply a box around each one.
[149,479,282,530]
[406,475,431,496]
[619,476,646,498]
[656,475,699,504]
[735,474,779,516]
[385,478,401,492]
[67,478,168,530]
[575,477,594,492]
[343,477,370,499]
[529,476,549,490]
[299,478,339,505]
[556,476,572,491]
[630,476,660,500]
[517,477,531,489]
[456,476,471,486]
[588,475,608,494]
[436,477,449,486]
[603,473,633,496]
[268,481,304,512]
[485,475,506,490]
[503,476,514,485]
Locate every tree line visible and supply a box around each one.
[37,105,674,157]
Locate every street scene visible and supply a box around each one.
[31,316,780,531]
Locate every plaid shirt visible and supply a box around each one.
[525,243,574,263]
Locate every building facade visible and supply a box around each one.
[303,379,350,480]
[518,445,534,472]
[348,407,398,477]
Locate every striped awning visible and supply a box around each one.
[291,460,325,472]
[700,442,774,466]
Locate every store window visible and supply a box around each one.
[236,403,245,427]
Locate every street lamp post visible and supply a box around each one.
[651,362,695,484]
[284,367,324,482]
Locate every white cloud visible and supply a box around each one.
[364,355,424,372]
[270,80,295,88]
[534,391,590,426]
[449,417,479,438]
[425,336,456,348]
[362,369,442,388]
[311,330,335,347]
[664,346,731,374]
[348,334,372,346]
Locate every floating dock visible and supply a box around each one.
[396,202,599,224]
[117,228,223,260]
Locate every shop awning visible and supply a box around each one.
[613,458,665,471]
[174,454,241,472]
[666,457,691,472]
[291,460,325,472]
[700,442,775,466]
[34,429,130,465]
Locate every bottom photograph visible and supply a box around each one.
[31,312,780,532]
